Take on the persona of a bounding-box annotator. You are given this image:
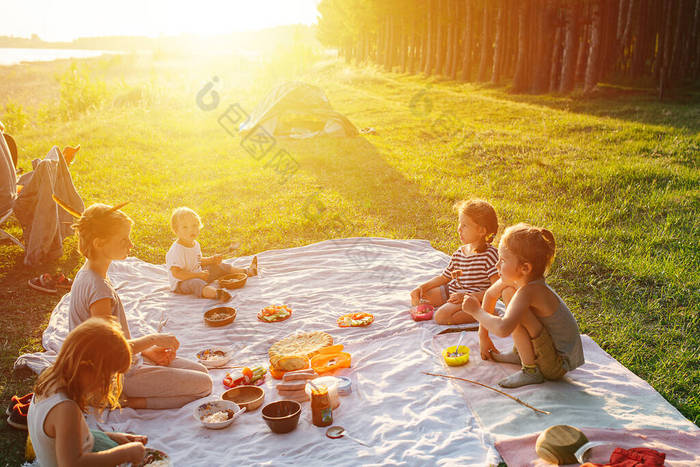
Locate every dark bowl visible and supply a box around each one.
[203,307,237,327]
[261,400,301,434]
[218,273,248,290]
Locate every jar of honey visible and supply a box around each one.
[310,385,333,427]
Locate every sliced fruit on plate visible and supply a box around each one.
[337,312,374,327]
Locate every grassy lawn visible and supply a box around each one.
[1,52,698,464]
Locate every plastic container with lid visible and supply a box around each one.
[305,376,340,409]
[336,376,352,396]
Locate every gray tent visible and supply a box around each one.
[239,82,358,138]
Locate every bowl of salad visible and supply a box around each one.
[194,399,245,429]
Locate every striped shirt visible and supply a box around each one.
[442,244,499,294]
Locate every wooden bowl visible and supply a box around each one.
[218,273,247,290]
[221,385,265,411]
[261,400,301,434]
[203,307,237,327]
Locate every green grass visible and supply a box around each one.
[1,53,698,465]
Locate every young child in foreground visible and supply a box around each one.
[69,203,212,409]
[28,318,148,466]
[410,199,500,324]
[461,223,584,388]
[166,207,257,301]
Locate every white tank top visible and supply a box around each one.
[27,392,94,467]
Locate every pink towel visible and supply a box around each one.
[495,427,700,466]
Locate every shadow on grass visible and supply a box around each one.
[285,135,452,242]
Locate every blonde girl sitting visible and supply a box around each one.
[462,223,584,388]
[69,203,212,409]
[410,199,500,325]
[28,318,148,467]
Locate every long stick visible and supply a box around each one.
[423,372,550,415]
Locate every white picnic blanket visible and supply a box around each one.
[17,238,498,466]
[15,238,698,466]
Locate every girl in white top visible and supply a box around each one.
[28,318,148,466]
[410,199,501,325]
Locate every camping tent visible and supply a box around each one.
[239,82,358,138]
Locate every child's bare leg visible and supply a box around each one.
[498,309,545,388]
[422,286,447,307]
[434,302,477,325]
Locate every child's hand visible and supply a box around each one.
[198,270,210,281]
[121,442,146,465]
[109,432,148,445]
[143,346,176,366]
[152,333,179,351]
[410,288,422,306]
[479,333,498,360]
[461,294,481,315]
[450,270,462,280]
[212,254,223,264]
[447,292,464,304]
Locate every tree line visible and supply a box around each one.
[317,0,700,99]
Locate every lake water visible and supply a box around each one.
[0,48,120,66]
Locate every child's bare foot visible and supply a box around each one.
[498,366,543,388]
[490,349,521,365]
[246,256,258,276]
[216,289,231,302]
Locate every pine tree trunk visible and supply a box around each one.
[478,0,493,81]
[550,21,564,92]
[584,0,603,94]
[491,0,505,84]
[434,0,446,74]
[459,0,474,81]
[512,1,530,91]
[444,0,455,76]
[669,0,686,84]
[449,0,461,78]
[659,0,675,99]
[424,0,435,74]
[533,0,556,93]
[576,23,590,84]
[560,1,581,93]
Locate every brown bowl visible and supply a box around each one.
[222,385,265,411]
[218,273,248,290]
[203,307,237,327]
[261,400,301,434]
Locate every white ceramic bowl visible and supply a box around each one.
[194,399,245,429]
[195,347,232,368]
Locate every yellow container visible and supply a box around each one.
[442,345,470,366]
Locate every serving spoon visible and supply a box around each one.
[325,425,370,447]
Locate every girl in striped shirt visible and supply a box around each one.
[410,199,500,325]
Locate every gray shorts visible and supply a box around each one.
[175,263,233,297]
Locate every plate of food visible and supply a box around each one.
[195,347,232,368]
[136,448,172,467]
[194,400,246,429]
[257,304,292,323]
[337,312,374,327]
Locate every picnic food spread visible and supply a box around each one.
[258,304,293,322]
[337,312,374,327]
[268,331,333,372]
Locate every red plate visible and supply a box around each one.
[257,305,292,323]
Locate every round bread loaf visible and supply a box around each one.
[535,425,588,465]
[268,332,333,370]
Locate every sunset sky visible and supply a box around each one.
[3,0,321,42]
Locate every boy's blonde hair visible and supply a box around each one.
[500,223,557,279]
[34,318,131,413]
[73,204,132,259]
[170,207,203,233]
[456,199,499,246]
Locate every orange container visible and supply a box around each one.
[310,351,351,374]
